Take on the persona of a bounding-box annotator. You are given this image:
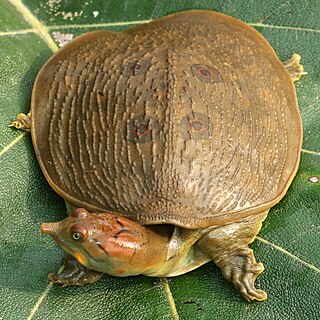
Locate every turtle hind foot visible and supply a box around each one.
[197,211,268,301]
[283,54,307,82]
[219,247,267,302]
[9,112,31,132]
[48,254,104,286]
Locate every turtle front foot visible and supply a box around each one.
[49,254,104,286]
[9,112,31,132]
[220,247,267,301]
[283,54,307,82]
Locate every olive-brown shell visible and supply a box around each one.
[31,10,302,228]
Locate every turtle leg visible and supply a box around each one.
[283,54,307,82]
[9,112,31,132]
[48,254,104,286]
[197,211,268,301]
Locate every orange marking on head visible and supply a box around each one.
[75,252,85,265]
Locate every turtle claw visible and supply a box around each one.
[9,112,31,132]
[49,254,104,286]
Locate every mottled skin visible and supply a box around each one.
[11,11,305,301]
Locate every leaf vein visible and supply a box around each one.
[47,19,151,30]
[256,236,320,273]
[0,29,35,36]
[8,0,58,52]
[301,148,320,156]
[249,22,320,33]
[27,265,64,320]
[0,132,27,158]
[161,278,180,320]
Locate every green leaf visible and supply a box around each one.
[0,1,319,319]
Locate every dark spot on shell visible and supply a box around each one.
[127,115,160,143]
[129,63,142,71]
[122,60,151,76]
[180,112,211,140]
[199,68,211,78]
[189,119,205,132]
[134,122,149,136]
[191,64,223,83]
[98,91,104,96]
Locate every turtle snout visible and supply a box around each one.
[41,222,58,235]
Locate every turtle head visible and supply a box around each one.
[41,208,159,276]
[41,208,104,268]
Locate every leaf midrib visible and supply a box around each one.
[8,0,58,51]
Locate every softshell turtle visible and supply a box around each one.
[11,10,305,301]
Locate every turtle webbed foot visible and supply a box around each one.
[197,211,268,301]
[49,254,104,286]
[220,247,267,301]
[9,112,31,132]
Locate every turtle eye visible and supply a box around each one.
[191,64,223,83]
[72,232,83,241]
[70,225,87,243]
[122,60,151,76]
